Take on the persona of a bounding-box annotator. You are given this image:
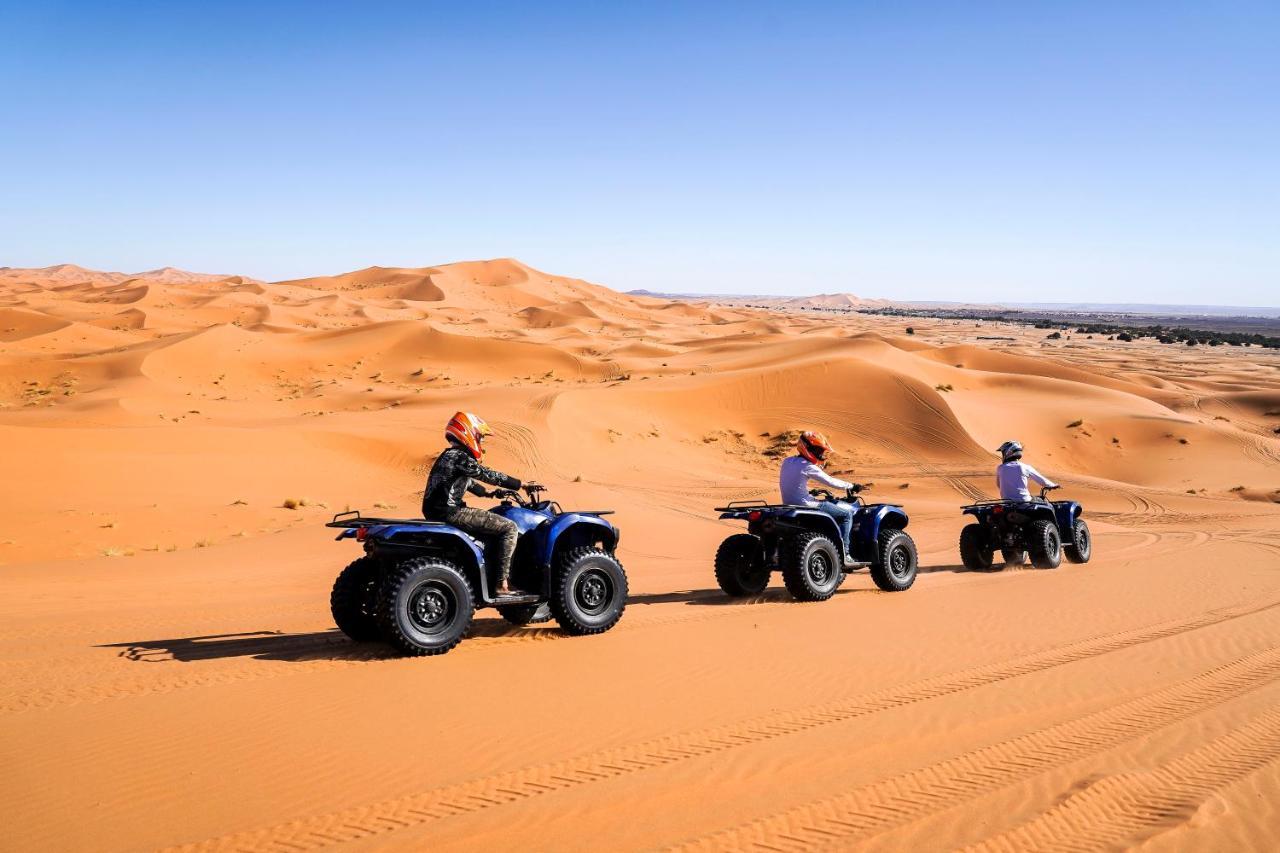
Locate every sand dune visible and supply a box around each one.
[2,258,1279,851]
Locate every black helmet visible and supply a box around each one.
[997,440,1023,463]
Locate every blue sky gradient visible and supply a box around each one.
[2,1,1277,303]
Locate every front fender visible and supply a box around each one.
[538,513,619,567]
[1053,501,1082,532]
[853,504,908,545]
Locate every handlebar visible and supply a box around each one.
[809,484,869,503]
[1038,485,1061,499]
[492,482,548,507]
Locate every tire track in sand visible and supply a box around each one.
[162,596,1280,852]
[671,648,1280,852]
[963,707,1280,853]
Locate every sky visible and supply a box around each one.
[2,1,1277,305]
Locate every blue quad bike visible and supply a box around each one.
[959,485,1091,570]
[325,484,627,656]
[712,484,918,601]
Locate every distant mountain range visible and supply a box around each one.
[627,290,1280,319]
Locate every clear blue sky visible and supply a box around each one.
[2,1,1277,304]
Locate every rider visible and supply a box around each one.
[995,440,1058,500]
[780,431,856,563]
[422,412,525,596]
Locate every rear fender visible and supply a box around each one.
[777,509,846,556]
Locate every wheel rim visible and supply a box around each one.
[889,544,912,579]
[807,552,831,585]
[574,568,613,616]
[736,552,764,586]
[1078,527,1090,555]
[408,581,456,634]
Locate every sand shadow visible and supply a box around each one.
[98,630,396,663]
[918,562,1009,574]
[103,587,873,662]
[627,587,863,606]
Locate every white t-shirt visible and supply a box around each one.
[996,460,1057,501]
[780,455,853,506]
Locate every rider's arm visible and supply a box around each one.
[466,481,492,498]
[461,457,522,490]
[1023,464,1057,490]
[805,462,853,491]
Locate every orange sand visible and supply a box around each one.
[2,259,1279,851]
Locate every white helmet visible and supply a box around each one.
[997,440,1023,463]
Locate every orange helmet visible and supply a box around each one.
[797,430,832,464]
[445,411,492,460]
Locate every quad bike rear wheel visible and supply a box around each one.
[871,528,917,592]
[1064,519,1092,564]
[1027,520,1063,569]
[377,558,475,656]
[781,532,842,601]
[496,602,553,626]
[330,557,382,641]
[959,524,994,571]
[551,547,628,635]
[715,533,770,597]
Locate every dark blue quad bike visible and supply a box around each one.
[712,484,918,601]
[959,485,1091,570]
[324,484,627,656]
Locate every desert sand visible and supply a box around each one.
[2,259,1280,851]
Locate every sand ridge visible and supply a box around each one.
[2,259,1279,851]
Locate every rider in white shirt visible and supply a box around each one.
[994,440,1058,500]
[780,431,856,562]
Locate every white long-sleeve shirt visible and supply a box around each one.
[996,460,1057,501]
[780,455,853,506]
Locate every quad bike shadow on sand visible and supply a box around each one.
[101,585,842,666]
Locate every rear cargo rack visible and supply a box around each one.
[713,500,792,512]
[325,510,440,528]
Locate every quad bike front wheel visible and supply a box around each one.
[959,524,994,571]
[871,528,917,592]
[1064,519,1091,563]
[781,532,842,601]
[715,533,770,597]
[1027,520,1063,569]
[330,556,381,641]
[377,558,475,656]
[551,548,628,635]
